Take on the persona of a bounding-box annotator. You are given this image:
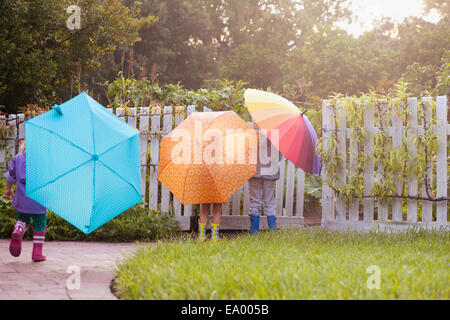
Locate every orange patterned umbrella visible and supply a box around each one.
[158,111,257,205]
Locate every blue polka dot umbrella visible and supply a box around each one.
[25,92,142,234]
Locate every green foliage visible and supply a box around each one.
[0,194,18,237]
[433,50,450,97]
[105,72,250,119]
[0,0,156,112]
[424,0,450,18]
[304,174,322,209]
[400,63,439,97]
[113,229,450,299]
[0,201,179,242]
[128,0,221,89]
[316,84,443,204]
[1,0,448,111]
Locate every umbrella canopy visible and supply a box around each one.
[244,89,321,174]
[158,111,257,205]
[25,92,142,234]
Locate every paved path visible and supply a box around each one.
[0,240,144,300]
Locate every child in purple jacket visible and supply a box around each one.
[5,142,47,261]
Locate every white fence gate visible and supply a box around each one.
[321,96,449,231]
[0,105,307,231]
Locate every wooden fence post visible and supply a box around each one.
[160,106,173,214]
[139,107,150,199]
[336,101,346,220]
[421,98,433,223]
[284,161,296,217]
[436,96,448,226]
[149,107,161,211]
[391,102,404,222]
[363,101,374,222]
[407,98,418,223]
[376,100,388,222]
[6,115,17,163]
[295,169,305,218]
[275,158,286,216]
[184,105,196,217]
[173,107,185,218]
[349,102,360,221]
[321,100,334,224]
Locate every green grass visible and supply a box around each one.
[113,229,449,300]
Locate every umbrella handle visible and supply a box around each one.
[52,104,63,115]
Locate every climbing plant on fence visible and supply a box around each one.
[317,82,449,229]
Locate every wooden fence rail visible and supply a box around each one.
[0,106,306,231]
[321,96,449,231]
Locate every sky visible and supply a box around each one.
[340,0,442,37]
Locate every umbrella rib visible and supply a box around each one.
[27,159,92,195]
[88,104,96,231]
[204,165,222,202]
[87,159,96,232]
[97,160,141,200]
[181,165,192,204]
[26,122,92,157]
[97,135,137,158]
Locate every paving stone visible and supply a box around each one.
[0,240,143,300]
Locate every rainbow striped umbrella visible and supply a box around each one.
[244,89,321,174]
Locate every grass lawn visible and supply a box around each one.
[113,229,449,300]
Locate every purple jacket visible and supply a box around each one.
[5,153,47,214]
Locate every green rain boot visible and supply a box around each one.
[198,222,207,241]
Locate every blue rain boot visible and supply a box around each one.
[250,215,260,236]
[267,215,277,231]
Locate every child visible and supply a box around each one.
[5,141,48,261]
[248,126,283,235]
[198,203,222,242]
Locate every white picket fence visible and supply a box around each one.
[0,106,306,231]
[321,96,449,231]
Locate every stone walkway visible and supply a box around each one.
[0,240,143,300]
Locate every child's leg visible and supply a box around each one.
[198,204,211,241]
[262,180,277,230]
[9,213,30,257]
[211,204,222,241]
[249,179,263,216]
[199,204,211,224]
[248,178,263,235]
[31,213,47,232]
[31,214,47,262]
[211,204,222,225]
[16,212,32,225]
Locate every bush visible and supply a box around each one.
[0,201,179,242]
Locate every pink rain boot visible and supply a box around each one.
[32,230,46,262]
[9,220,27,257]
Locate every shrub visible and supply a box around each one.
[0,201,179,242]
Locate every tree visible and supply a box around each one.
[424,0,449,18]
[130,0,223,89]
[0,0,156,112]
[401,63,440,96]
[215,0,352,89]
[396,17,450,72]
